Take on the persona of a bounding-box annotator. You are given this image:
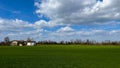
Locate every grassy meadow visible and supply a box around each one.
[0,45,120,68]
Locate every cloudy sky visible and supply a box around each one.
[0,0,120,41]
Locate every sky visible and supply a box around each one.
[0,0,120,42]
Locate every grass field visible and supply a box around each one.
[0,45,120,68]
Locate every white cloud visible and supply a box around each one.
[0,18,33,32]
[1,0,120,41]
[35,0,120,25]
[0,17,120,42]
[0,18,45,41]
[51,27,120,41]
[57,26,74,32]
[34,20,60,28]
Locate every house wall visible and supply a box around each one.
[27,42,35,46]
[11,41,18,46]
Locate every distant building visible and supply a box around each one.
[26,41,36,46]
[11,40,34,46]
[11,40,18,46]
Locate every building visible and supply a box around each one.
[11,40,36,46]
[26,41,36,46]
[11,40,18,46]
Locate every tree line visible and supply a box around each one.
[37,39,120,45]
[0,36,120,46]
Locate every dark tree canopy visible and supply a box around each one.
[4,36,10,43]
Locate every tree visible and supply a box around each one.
[27,37,33,42]
[4,36,10,45]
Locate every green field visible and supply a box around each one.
[0,45,120,68]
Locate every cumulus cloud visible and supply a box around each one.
[0,17,120,41]
[0,18,45,41]
[0,18,33,32]
[51,27,120,41]
[35,0,120,25]
[1,0,120,41]
[57,26,74,32]
[34,20,61,28]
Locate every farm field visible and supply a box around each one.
[0,45,120,68]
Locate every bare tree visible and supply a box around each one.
[4,36,10,45]
[27,37,33,42]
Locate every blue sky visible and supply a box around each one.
[0,0,120,41]
[0,0,39,22]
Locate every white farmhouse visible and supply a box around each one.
[27,41,36,46]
